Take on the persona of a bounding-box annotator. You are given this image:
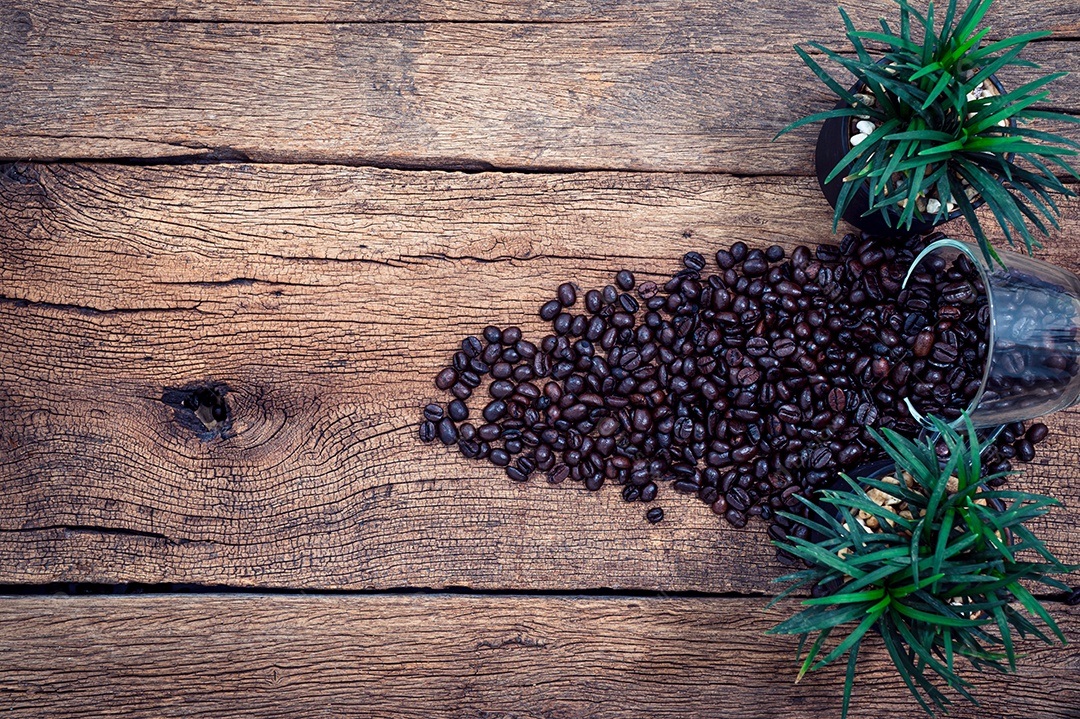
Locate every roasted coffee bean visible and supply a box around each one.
[1027,423,1048,444]
[435,368,458,390]
[548,463,570,484]
[448,399,469,422]
[1015,439,1036,462]
[646,507,665,523]
[437,417,458,445]
[483,400,508,422]
[913,331,934,357]
[616,270,635,291]
[427,233,1039,533]
[684,251,706,271]
[419,421,437,442]
[506,466,528,482]
[501,327,522,346]
[462,336,483,358]
[557,282,577,307]
[490,380,515,399]
[540,299,562,321]
[423,404,444,421]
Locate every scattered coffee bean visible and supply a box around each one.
[437,417,458,445]
[448,399,469,422]
[646,507,664,523]
[558,283,577,307]
[419,421,437,442]
[422,231,1046,538]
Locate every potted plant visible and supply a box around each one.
[768,415,1078,718]
[776,0,1080,266]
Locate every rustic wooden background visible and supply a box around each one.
[1,1,1078,716]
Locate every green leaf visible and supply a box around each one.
[991,604,1016,671]
[922,71,954,110]
[892,602,989,627]
[954,0,994,42]
[825,118,903,184]
[1009,581,1066,644]
[810,607,885,670]
[841,634,862,719]
[774,107,881,140]
[791,44,860,106]
[883,129,956,143]
[966,31,1051,62]
[802,588,886,606]
[798,628,833,681]
[770,603,873,636]
[969,90,1051,135]
[849,30,921,53]
[839,6,873,64]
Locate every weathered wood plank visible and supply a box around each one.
[15,0,1080,26]
[0,594,1077,718]
[2,163,1079,590]
[1,2,1077,169]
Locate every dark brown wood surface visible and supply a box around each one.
[2,0,1080,716]
[0,595,1077,719]
[2,163,1080,592]
[1,1,1078,170]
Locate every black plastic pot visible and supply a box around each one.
[815,74,1009,236]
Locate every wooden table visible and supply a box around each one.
[2,2,1079,716]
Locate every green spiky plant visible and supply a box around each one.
[768,415,1077,718]
[776,0,1080,266]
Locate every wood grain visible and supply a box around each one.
[14,0,1080,25]
[0,594,1077,718]
[1,1,1077,169]
[2,162,1079,591]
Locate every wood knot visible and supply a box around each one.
[162,383,231,439]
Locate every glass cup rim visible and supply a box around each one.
[900,238,995,428]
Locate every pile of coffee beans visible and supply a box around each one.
[419,231,1051,550]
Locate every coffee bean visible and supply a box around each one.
[548,463,570,484]
[540,299,562,321]
[483,400,507,422]
[437,417,458,445]
[558,283,577,307]
[506,466,528,482]
[646,507,664,523]
[827,387,847,412]
[1015,439,1036,462]
[448,399,469,422]
[423,404,444,421]
[684,251,706,271]
[1027,423,1048,444]
[490,380,515,399]
[419,421,437,442]
[435,368,458,390]
[913,331,934,357]
[855,403,879,426]
[616,270,635,291]
[462,336,483,358]
[725,509,747,528]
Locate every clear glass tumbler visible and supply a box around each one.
[902,238,1080,429]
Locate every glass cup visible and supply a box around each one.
[902,239,1080,429]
